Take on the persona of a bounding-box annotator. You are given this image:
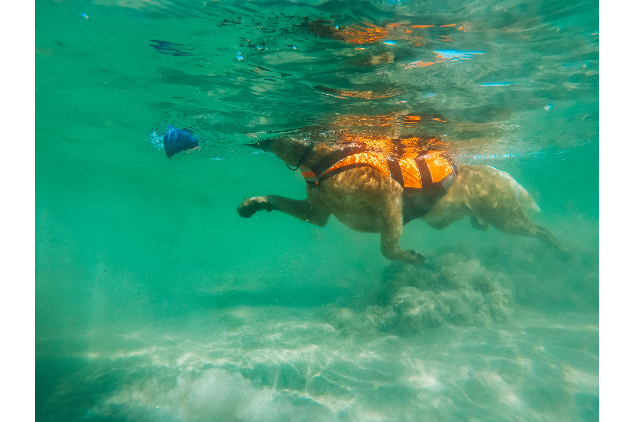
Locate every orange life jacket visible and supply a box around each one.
[299,147,457,191]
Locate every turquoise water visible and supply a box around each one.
[35,0,598,421]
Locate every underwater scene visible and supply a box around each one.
[35,0,599,421]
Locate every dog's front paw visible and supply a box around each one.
[407,250,426,267]
[237,197,271,218]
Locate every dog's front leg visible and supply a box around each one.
[237,195,330,226]
[380,208,426,266]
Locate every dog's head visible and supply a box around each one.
[248,136,315,168]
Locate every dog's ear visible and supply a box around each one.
[247,138,273,151]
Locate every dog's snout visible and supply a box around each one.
[247,138,273,151]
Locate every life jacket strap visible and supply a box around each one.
[299,165,318,184]
[386,158,403,187]
[415,156,434,189]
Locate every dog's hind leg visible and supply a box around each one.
[237,195,331,226]
[495,217,568,255]
[442,165,568,256]
[467,198,569,256]
[532,225,567,253]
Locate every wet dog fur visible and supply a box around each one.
[237,134,566,265]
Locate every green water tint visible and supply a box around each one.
[36,0,598,421]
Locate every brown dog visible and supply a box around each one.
[237,131,565,265]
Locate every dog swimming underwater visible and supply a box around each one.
[237,127,567,266]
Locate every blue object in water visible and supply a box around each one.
[383,40,397,45]
[435,49,485,60]
[163,128,199,158]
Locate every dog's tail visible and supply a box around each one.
[491,167,541,213]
